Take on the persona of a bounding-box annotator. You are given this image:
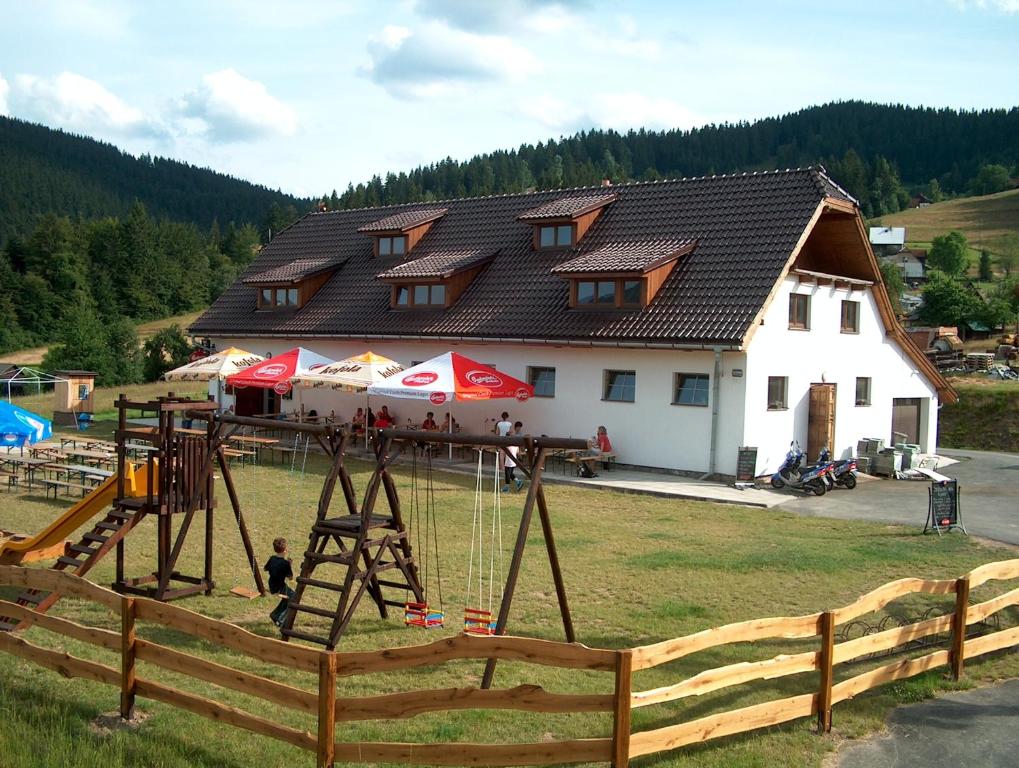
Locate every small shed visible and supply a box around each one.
[53,370,97,426]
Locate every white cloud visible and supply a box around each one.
[11,71,164,137]
[520,92,705,133]
[0,75,8,116]
[361,22,542,99]
[174,69,298,142]
[948,0,1019,11]
[413,0,586,33]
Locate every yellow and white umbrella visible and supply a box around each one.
[292,351,404,390]
[163,347,266,382]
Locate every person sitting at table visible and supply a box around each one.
[440,412,458,432]
[421,412,438,431]
[587,425,613,468]
[307,409,318,422]
[379,405,396,425]
[352,408,366,431]
[374,410,393,428]
[367,408,376,428]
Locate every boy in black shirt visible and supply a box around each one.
[264,537,294,630]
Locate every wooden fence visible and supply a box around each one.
[1,560,1018,767]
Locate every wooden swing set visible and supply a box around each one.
[186,412,587,685]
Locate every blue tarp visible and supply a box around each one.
[0,401,53,447]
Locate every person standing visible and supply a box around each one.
[494,411,513,436]
[264,537,294,631]
[501,421,525,492]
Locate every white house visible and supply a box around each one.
[191,168,953,477]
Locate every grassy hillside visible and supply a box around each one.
[876,188,1019,252]
[939,376,1019,453]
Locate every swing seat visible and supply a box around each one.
[463,607,496,636]
[405,601,444,628]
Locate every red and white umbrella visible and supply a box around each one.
[225,347,334,395]
[367,352,532,406]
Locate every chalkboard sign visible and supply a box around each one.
[736,446,758,482]
[925,480,965,535]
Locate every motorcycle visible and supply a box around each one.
[817,447,858,489]
[770,442,832,496]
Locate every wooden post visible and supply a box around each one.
[612,649,633,768]
[317,652,337,768]
[817,610,835,733]
[951,576,971,681]
[120,596,137,720]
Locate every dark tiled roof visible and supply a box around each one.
[357,207,448,233]
[517,193,618,221]
[376,248,496,280]
[552,239,696,275]
[242,257,342,285]
[192,167,854,346]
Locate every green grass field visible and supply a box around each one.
[0,415,1017,767]
[876,189,1019,253]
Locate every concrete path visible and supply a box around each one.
[838,679,1019,767]
[778,448,1019,545]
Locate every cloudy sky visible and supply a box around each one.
[1,0,1017,197]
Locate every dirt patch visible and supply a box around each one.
[89,709,150,737]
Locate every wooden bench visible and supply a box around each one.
[564,451,617,476]
[40,478,92,499]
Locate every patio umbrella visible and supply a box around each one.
[0,401,53,447]
[225,347,334,419]
[163,347,266,382]
[293,351,406,448]
[367,352,533,457]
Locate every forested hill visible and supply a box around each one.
[333,102,1019,218]
[0,115,307,244]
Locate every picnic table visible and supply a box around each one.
[29,443,68,461]
[0,456,51,490]
[562,449,617,476]
[63,448,116,469]
[40,462,113,498]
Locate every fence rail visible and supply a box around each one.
[0,560,1018,767]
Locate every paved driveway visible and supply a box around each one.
[838,680,1019,767]
[777,449,1019,545]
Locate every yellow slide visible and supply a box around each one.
[0,462,157,564]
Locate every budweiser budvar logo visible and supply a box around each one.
[254,363,287,378]
[402,372,438,386]
[466,370,502,387]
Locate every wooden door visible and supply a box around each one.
[232,387,263,417]
[891,398,922,445]
[807,383,837,461]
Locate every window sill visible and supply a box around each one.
[672,402,709,407]
[531,394,555,399]
[840,329,860,335]
[601,398,635,404]
[767,406,788,411]
[855,402,871,407]
[787,326,810,332]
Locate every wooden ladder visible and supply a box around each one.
[281,513,424,649]
[0,504,145,631]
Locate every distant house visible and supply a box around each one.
[193,167,954,472]
[896,248,927,282]
[868,226,906,257]
[909,193,932,208]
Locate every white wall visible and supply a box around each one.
[745,277,939,475]
[212,337,749,474]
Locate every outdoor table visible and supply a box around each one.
[43,462,113,487]
[30,444,68,461]
[0,456,51,489]
[65,448,116,469]
[123,442,158,459]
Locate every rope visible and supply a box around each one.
[427,449,443,610]
[465,449,483,609]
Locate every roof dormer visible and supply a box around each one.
[518,193,617,250]
[376,248,496,310]
[358,207,447,258]
[552,239,696,309]
[244,258,343,311]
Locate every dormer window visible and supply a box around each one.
[244,258,342,311]
[377,248,495,310]
[552,239,696,310]
[540,225,574,249]
[518,193,617,250]
[359,207,447,258]
[378,235,407,257]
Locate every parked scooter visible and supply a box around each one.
[770,442,832,496]
[817,447,858,490]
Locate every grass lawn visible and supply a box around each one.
[0,419,1017,767]
[875,189,1019,253]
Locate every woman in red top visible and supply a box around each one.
[596,426,612,453]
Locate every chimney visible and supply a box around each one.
[601,178,612,187]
